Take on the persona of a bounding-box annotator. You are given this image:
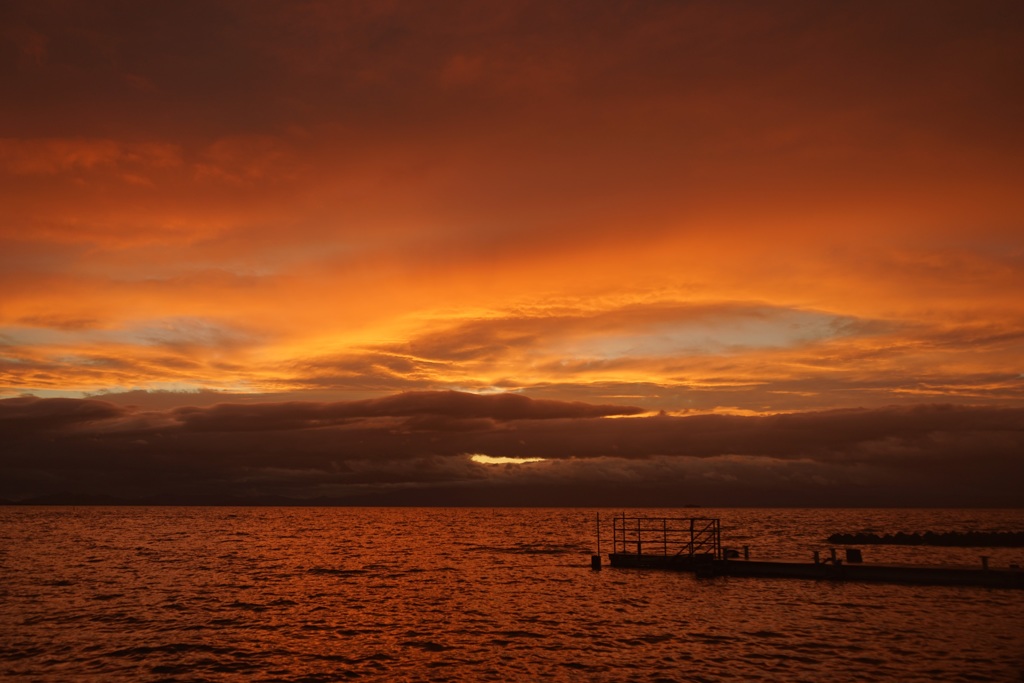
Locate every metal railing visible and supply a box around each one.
[610,515,722,561]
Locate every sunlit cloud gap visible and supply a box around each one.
[470,454,546,465]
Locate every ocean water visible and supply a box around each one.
[1,507,1022,682]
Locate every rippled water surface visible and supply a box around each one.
[1,507,1022,681]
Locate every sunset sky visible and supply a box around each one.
[2,1,1022,505]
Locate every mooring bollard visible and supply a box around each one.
[591,554,602,570]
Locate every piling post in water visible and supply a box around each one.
[743,545,750,560]
[813,550,820,564]
[981,556,989,572]
[829,547,837,563]
[592,513,601,570]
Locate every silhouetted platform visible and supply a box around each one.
[597,514,1024,589]
[607,553,1024,589]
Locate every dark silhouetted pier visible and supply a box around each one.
[596,514,1024,589]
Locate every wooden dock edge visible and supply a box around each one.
[607,553,1024,589]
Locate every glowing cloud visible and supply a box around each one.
[1,2,1022,504]
[470,454,546,466]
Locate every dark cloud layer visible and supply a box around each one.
[170,391,644,432]
[2,392,1021,506]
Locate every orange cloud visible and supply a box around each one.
[0,137,181,175]
[0,1,1021,419]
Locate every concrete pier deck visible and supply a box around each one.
[598,514,1024,589]
[607,553,1024,589]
